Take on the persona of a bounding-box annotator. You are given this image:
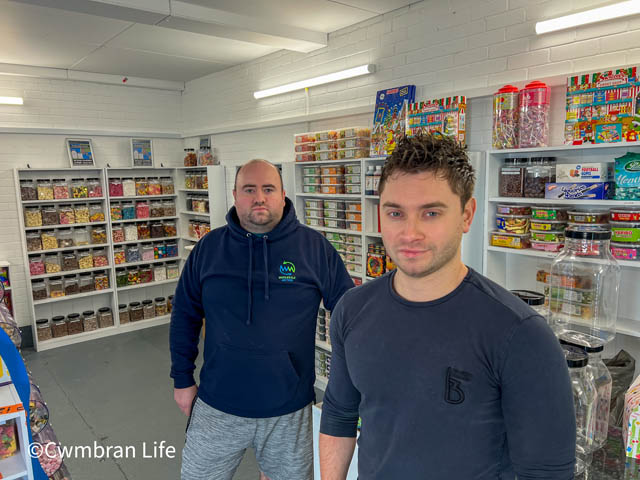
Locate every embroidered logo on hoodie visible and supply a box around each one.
[278,261,296,282]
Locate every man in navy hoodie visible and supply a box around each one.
[170,159,353,480]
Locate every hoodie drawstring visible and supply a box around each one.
[263,235,269,301]
[246,233,253,325]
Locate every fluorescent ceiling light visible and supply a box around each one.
[0,96,23,105]
[254,64,376,99]
[536,0,640,34]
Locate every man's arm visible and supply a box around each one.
[501,315,576,479]
[169,243,205,409]
[320,298,360,478]
[319,434,356,480]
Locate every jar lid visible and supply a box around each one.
[67,313,80,320]
[87,178,99,181]
[71,178,85,181]
[168,295,174,300]
[129,301,141,307]
[52,178,66,182]
[122,177,134,180]
[94,270,105,275]
[98,307,110,313]
[496,84,518,94]
[110,177,121,181]
[36,318,48,325]
[524,80,549,90]
[82,310,94,316]
[510,290,545,306]
[37,179,50,182]
[160,176,172,180]
[562,344,589,368]
[116,267,125,272]
[50,276,62,281]
[142,299,153,305]
[155,297,165,302]
[63,274,76,279]
[52,315,65,322]
[559,333,604,353]
[565,229,611,240]
[79,272,92,277]
[89,202,102,206]
[58,227,71,231]
[20,179,32,183]
[118,304,127,309]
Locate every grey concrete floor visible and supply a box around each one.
[22,325,263,480]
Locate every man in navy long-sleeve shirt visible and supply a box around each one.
[319,134,576,479]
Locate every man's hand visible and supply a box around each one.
[174,385,198,416]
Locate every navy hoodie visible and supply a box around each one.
[170,198,354,418]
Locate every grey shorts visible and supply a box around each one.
[181,398,313,480]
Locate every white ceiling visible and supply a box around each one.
[1,0,417,83]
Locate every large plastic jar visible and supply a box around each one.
[499,158,528,197]
[524,157,556,198]
[550,229,621,347]
[518,81,550,148]
[493,85,519,149]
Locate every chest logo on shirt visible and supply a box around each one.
[444,367,472,405]
[278,261,296,282]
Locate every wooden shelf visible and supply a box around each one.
[21,196,106,205]
[117,278,178,291]
[114,236,178,246]
[27,243,109,255]
[25,221,107,231]
[111,216,178,224]
[31,265,111,280]
[488,197,640,206]
[33,288,114,305]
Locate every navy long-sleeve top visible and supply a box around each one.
[320,268,576,479]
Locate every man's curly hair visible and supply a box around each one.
[378,134,475,210]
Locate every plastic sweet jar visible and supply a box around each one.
[35,318,52,343]
[119,304,130,324]
[518,80,550,148]
[563,345,596,475]
[560,333,612,451]
[130,301,144,321]
[87,177,103,198]
[116,268,128,288]
[155,297,167,316]
[82,310,98,332]
[549,229,621,348]
[142,299,155,319]
[97,307,114,328]
[79,272,94,293]
[524,157,556,199]
[492,84,519,149]
[499,158,528,197]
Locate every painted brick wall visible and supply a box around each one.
[0,75,182,133]
[182,0,640,137]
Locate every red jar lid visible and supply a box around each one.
[497,84,519,93]
[524,80,548,90]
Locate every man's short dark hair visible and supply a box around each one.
[378,134,475,209]
[234,159,283,191]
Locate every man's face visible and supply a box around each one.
[233,162,286,234]
[380,171,475,279]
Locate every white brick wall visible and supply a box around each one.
[182,0,640,136]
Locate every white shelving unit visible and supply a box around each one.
[14,168,186,351]
[483,144,640,340]
[0,382,36,479]
[294,154,486,390]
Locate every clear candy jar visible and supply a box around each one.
[550,229,621,347]
[492,84,519,149]
[518,80,550,148]
[563,345,596,475]
[560,333,612,451]
[524,157,556,198]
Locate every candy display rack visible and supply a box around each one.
[483,143,640,338]
[0,383,34,480]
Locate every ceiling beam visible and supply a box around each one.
[12,0,328,53]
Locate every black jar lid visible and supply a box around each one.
[559,333,604,353]
[565,229,611,241]
[129,301,141,307]
[155,297,165,302]
[562,345,588,368]
[118,304,127,309]
[98,307,111,313]
[142,299,153,305]
[52,315,65,322]
[36,318,49,325]
[82,310,94,316]
[67,313,80,320]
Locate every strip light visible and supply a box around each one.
[254,64,376,99]
[0,96,23,105]
[536,0,640,34]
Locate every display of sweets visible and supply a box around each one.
[493,85,519,149]
[565,66,640,145]
[518,81,550,148]
[615,152,640,200]
[370,85,416,157]
[407,96,466,146]
[366,242,396,278]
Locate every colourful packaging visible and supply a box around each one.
[545,182,614,200]
[615,152,640,200]
[407,96,466,146]
[555,163,614,183]
[371,85,416,157]
[564,66,640,145]
[611,242,640,261]
[611,222,640,242]
[624,375,640,457]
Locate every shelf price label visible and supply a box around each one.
[0,403,23,415]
